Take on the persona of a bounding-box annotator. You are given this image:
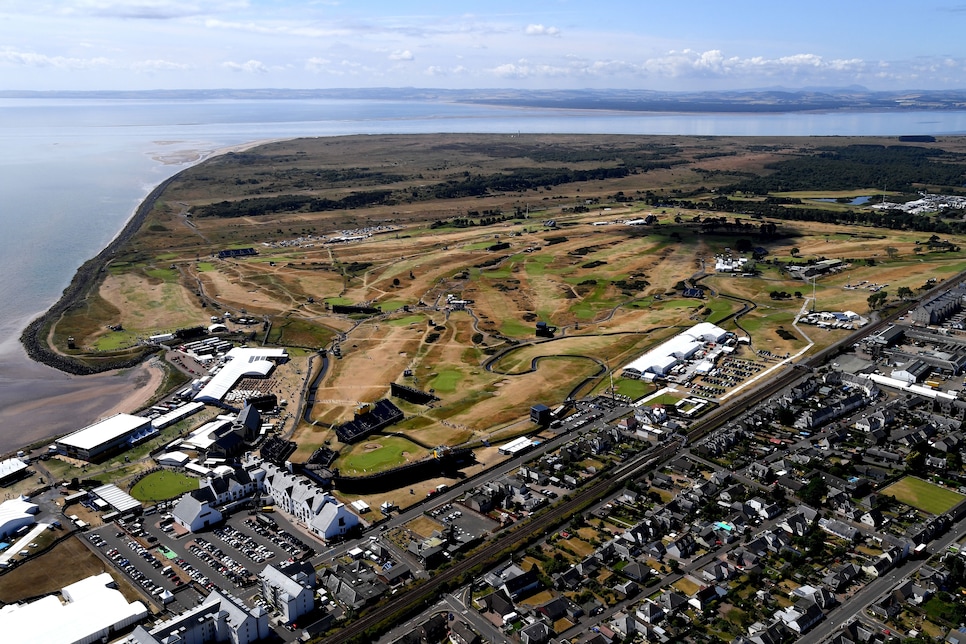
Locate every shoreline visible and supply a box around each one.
[1,138,290,455]
[18,137,288,376]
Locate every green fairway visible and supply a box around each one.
[338,436,426,474]
[882,476,965,514]
[429,367,463,393]
[130,470,198,502]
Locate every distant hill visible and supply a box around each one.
[4,87,966,113]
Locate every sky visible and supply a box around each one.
[2,0,966,92]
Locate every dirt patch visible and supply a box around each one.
[0,537,148,608]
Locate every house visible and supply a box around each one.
[536,597,569,622]
[171,488,222,532]
[736,620,791,644]
[688,585,727,611]
[701,562,731,583]
[824,562,860,592]
[621,561,649,582]
[310,502,360,541]
[870,593,902,619]
[553,566,583,591]
[479,589,515,620]
[792,584,837,610]
[613,579,639,599]
[893,579,931,605]
[666,532,697,559]
[321,562,388,609]
[779,512,810,537]
[519,621,550,644]
[658,591,689,615]
[417,613,448,644]
[860,509,885,528]
[609,612,644,639]
[637,600,666,624]
[818,518,859,541]
[128,588,269,644]
[483,562,540,601]
[776,599,824,633]
[449,621,481,644]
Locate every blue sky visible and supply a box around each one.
[2,0,965,91]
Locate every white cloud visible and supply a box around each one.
[491,59,573,79]
[222,59,268,73]
[524,23,560,36]
[57,0,229,20]
[389,50,414,61]
[0,48,113,70]
[305,57,331,72]
[132,58,190,71]
[424,64,466,76]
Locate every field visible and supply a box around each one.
[881,476,966,515]
[130,470,200,502]
[38,134,966,474]
[337,437,430,475]
[0,537,144,606]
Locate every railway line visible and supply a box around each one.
[320,270,966,644]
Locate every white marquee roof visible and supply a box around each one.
[57,414,151,451]
[194,347,287,403]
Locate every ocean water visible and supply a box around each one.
[2,97,966,453]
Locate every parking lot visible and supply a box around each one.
[87,528,204,614]
[426,501,499,539]
[89,508,316,613]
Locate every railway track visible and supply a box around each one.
[321,271,966,644]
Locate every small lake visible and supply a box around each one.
[814,196,872,205]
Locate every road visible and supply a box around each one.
[798,515,966,643]
[321,271,966,643]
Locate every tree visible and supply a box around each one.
[868,291,888,310]
[790,247,800,257]
[897,286,913,300]
[799,474,828,507]
[885,246,899,259]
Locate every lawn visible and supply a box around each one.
[130,470,199,501]
[429,367,463,393]
[882,476,966,515]
[338,436,427,475]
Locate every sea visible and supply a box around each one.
[2,97,966,454]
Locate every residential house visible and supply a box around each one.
[689,585,727,611]
[449,621,482,644]
[776,599,824,633]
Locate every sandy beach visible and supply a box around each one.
[0,344,164,454]
[0,138,286,457]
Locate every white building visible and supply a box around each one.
[171,490,223,532]
[0,457,28,485]
[0,572,147,644]
[259,562,315,624]
[0,497,38,540]
[622,322,729,379]
[309,502,359,540]
[126,588,269,644]
[56,413,154,461]
[193,347,287,404]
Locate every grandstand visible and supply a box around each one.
[217,247,257,259]
[334,400,404,444]
[331,304,380,315]
[390,382,439,405]
[259,436,297,465]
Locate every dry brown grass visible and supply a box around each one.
[0,537,147,608]
[45,134,966,476]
